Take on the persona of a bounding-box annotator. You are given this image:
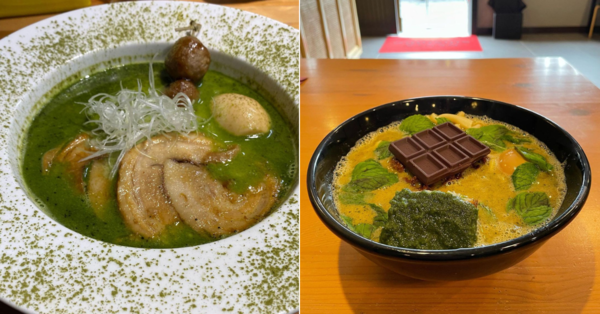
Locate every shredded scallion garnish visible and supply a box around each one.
[80,63,198,177]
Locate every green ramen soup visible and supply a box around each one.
[332,112,566,250]
[22,62,297,248]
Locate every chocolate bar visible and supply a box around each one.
[389,122,490,186]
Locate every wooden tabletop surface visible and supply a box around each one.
[300,58,600,313]
[0,0,298,40]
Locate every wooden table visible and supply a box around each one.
[300,58,600,313]
[0,0,299,39]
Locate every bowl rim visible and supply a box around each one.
[307,95,591,261]
[0,2,299,313]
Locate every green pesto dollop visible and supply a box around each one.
[380,189,478,249]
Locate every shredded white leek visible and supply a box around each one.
[80,63,198,178]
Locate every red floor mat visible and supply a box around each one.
[379,35,483,53]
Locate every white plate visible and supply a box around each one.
[0,2,299,313]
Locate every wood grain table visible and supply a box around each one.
[0,0,299,39]
[300,58,600,313]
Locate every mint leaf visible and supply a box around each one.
[369,204,388,227]
[374,141,392,160]
[355,223,376,238]
[511,162,539,190]
[502,133,531,144]
[436,117,451,124]
[338,191,367,205]
[466,125,509,151]
[465,127,482,137]
[339,205,385,239]
[515,146,553,172]
[343,159,399,192]
[479,203,497,220]
[340,214,356,232]
[506,198,515,212]
[399,115,435,135]
[507,191,549,211]
[507,192,552,225]
[521,206,553,225]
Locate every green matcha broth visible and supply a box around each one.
[21,62,297,249]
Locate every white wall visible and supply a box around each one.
[477,0,595,28]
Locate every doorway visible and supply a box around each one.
[399,0,471,37]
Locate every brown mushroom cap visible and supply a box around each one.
[164,79,199,102]
[165,35,211,83]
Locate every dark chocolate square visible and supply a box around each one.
[433,144,469,168]
[409,154,447,186]
[388,137,425,164]
[435,122,467,141]
[413,129,445,150]
[454,135,490,159]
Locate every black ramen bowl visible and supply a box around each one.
[307,96,591,281]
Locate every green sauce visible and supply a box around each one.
[21,63,297,249]
[380,189,478,250]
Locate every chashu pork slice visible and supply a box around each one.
[117,133,216,238]
[162,159,280,237]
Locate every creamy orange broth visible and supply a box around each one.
[333,115,566,247]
